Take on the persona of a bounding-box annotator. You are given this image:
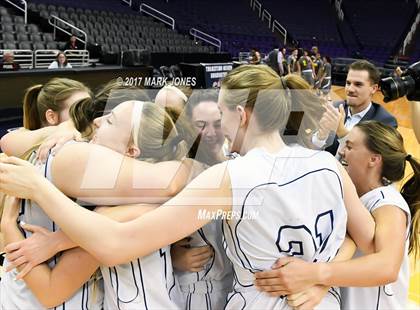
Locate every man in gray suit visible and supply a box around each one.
[312,60,397,156]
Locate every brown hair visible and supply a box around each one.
[349,60,381,85]
[186,89,219,118]
[185,89,223,165]
[356,121,420,259]
[69,80,150,139]
[23,78,91,130]
[56,52,68,67]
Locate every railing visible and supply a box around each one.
[139,3,175,30]
[239,51,251,62]
[0,49,32,68]
[252,0,262,17]
[0,49,91,68]
[261,9,271,27]
[34,49,61,68]
[3,0,27,23]
[121,0,132,7]
[250,0,288,45]
[189,28,221,52]
[401,12,419,55]
[48,15,88,50]
[334,0,344,21]
[272,20,287,45]
[64,49,89,67]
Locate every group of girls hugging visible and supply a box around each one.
[0,64,418,310]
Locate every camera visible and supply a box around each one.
[380,61,420,102]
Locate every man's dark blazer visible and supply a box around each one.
[325,101,398,155]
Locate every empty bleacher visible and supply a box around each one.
[26,0,216,57]
[142,0,277,56]
[0,5,52,51]
[342,0,417,64]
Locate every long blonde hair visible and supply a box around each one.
[221,64,323,146]
[221,64,290,132]
[130,102,192,163]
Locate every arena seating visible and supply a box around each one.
[141,0,277,56]
[256,0,348,58]
[257,0,418,65]
[413,30,420,60]
[27,2,214,55]
[0,5,59,51]
[3,0,418,65]
[1,0,220,69]
[342,0,417,64]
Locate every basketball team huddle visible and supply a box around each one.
[0,61,418,310]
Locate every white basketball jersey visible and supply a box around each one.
[101,245,179,310]
[173,221,233,309]
[0,151,103,310]
[341,185,411,310]
[223,146,347,309]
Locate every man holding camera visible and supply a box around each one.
[312,60,398,157]
[393,63,420,144]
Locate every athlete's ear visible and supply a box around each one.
[236,105,248,127]
[368,153,382,168]
[45,109,59,126]
[126,145,141,158]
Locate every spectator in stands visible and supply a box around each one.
[249,48,261,64]
[312,60,398,157]
[64,35,79,50]
[287,48,298,74]
[48,52,72,69]
[0,51,21,71]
